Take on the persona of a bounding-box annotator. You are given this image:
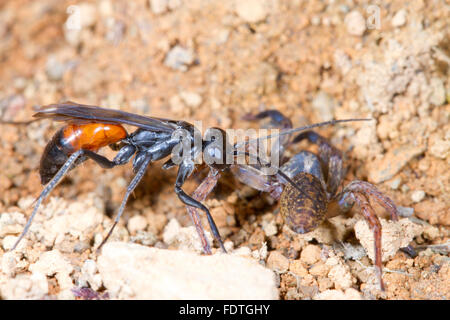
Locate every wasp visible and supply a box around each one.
[3,102,368,257]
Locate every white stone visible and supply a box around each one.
[164,46,195,71]
[411,190,426,203]
[162,218,213,253]
[389,177,402,190]
[149,0,168,15]
[179,91,202,107]
[429,77,446,106]
[29,250,74,277]
[97,242,279,299]
[344,10,366,36]
[235,0,268,23]
[127,215,148,234]
[391,9,407,27]
[262,220,278,237]
[79,259,102,291]
[397,206,414,217]
[355,218,423,262]
[0,273,48,300]
[312,91,335,121]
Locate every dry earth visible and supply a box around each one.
[0,0,448,300]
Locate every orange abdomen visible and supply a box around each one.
[62,123,127,152]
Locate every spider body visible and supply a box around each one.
[232,111,401,291]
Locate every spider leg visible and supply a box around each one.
[231,110,295,197]
[343,180,399,221]
[242,110,293,161]
[349,191,386,291]
[186,168,222,254]
[337,179,402,291]
[175,159,226,253]
[230,164,283,199]
[292,131,343,196]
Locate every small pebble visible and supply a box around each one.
[127,215,148,234]
[344,10,366,36]
[130,230,157,246]
[309,262,329,277]
[46,56,66,81]
[232,246,252,257]
[429,77,446,106]
[300,244,322,265]
[411,190,426,203]
[312,91,335,121]
[262,220,278,237]
[391,9,407,27]
[429,137,450,159]
[179,91,202,108]
[81,259,98,276]
[266,251,289,273]
[235,0,268,23]
[29,250,74,276]
[389,177,402,190]
[2,235,24,251]
[397,206,414,217]
[78,3,98,28]
[164,45,195,72]
[289,260,308,277]
[149,0,168,15]
[149,0,181,15]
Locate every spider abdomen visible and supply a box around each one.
[280,172,328,234]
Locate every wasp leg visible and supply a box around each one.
[108,142,123,151]
[82,149,119,168]
[175,160,226,253]
[97,154,152,251]
[11,149,85,250]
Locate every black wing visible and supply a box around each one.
[33,102,179,133]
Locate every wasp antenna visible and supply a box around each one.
[234,118,372,149]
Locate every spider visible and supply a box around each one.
[191,110,401,291]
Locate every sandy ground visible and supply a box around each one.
[0,0,448,300]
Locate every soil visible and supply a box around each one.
[0,0,448,300]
